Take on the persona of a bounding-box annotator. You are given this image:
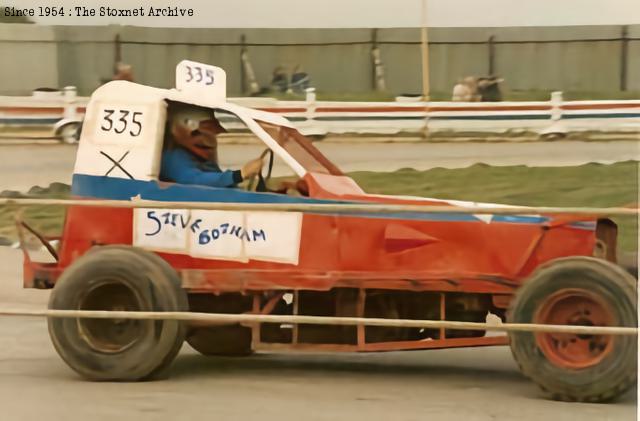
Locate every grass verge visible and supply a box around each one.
[350,161,638,252]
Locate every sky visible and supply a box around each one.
[2,0,639,27]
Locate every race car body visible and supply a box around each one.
[18,62,635,402]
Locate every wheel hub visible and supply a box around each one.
[534,288,614,369]
[77,281,146,353]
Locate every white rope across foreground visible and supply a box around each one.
[0,197,638,217]
[0,308,636,336]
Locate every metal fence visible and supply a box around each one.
[0,24,638,97]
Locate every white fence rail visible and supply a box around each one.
[0,88,638,139]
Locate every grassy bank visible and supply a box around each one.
[350,161,638,251]
[0,162,637,251]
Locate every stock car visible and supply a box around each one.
[18,61,636,402]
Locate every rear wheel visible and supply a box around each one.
[186,293,253,356]
[508,257,637,402]
[48,246,188,381]
[187,325,253,356]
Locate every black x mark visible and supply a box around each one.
[100,150,134,180]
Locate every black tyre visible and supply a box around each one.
[508,256,637,402]
[186,293,253,356]
[89,245,190,378]
[48,246,188,381]
[187,325,253,356]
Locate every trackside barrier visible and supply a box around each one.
[1,89,639,139]
[1,197,637,336]
[0,309,636,336]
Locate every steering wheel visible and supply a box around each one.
[247,148,274,192]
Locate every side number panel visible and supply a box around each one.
[133,209,303,265]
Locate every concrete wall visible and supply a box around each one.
[0,24,59,95]
[0,24,637,96]
[246,29,375,94]
[491,26,625,92]
[627,25,640,91]
[379,28,495,95]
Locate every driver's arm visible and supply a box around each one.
[161,148,243,187]
[178,166,242,187]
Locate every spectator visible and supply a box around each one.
[452,78,471,101]
[477,75,504,102]
[113,62,134,82]
[270,66,288,93]
[452,76,478,102]
[290,65,310,94]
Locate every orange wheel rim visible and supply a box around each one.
[534,288,615,369]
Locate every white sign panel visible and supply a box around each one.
[189,210,246,262]
[91,102,150,145]
[245,212,302,264]
[133,209,302,265]
[133,209,189,253]
[176,60,227,100]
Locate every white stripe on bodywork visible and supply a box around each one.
[364,193,542,224]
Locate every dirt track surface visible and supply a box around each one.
[1,140,638,191]
[0,247,636,421]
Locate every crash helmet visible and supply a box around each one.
[168,104,226,160]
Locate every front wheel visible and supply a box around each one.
[48,246,188,381]
[507,257,637,402]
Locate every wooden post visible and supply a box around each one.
[420,0,430,139]
[488,35,495,76]
[420,0,430,101]
[240,34,247,95]
[371,28,377,91]
[114,33,121,74]
[240,34,260,95]
[620,26,628,92]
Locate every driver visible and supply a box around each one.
[160,104,263,188]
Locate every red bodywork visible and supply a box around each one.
[21,125,599,352]
[25,176,596,294]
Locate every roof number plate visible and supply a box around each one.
[176,60,226,100]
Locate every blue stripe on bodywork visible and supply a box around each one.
[72,174,336,205]
[71,174,594,230]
